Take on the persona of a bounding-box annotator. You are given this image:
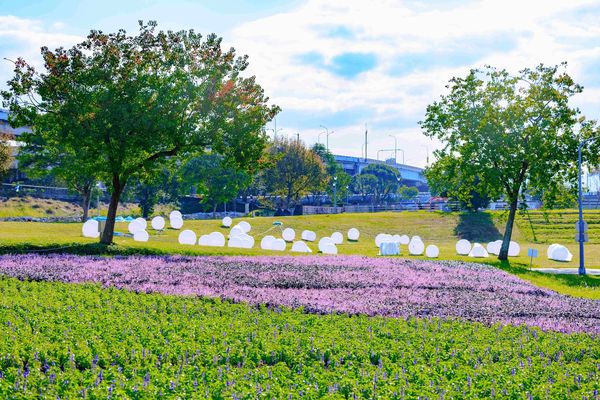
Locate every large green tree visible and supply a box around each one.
[262,136,327,209]
[3,21,278,243]
[420,63,595,260]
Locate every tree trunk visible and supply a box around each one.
[212,202,218,219]
[100,176,125,245]
[81,188,92,223]
[498,196,519,261]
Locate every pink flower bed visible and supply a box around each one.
[0,254,598,334]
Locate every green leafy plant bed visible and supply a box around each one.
[0,277,598,398]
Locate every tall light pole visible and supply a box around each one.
[319,125,334,152]
[577,136,600,276]
[267,118,283,140]
[346,185,349,205]
[389,135,397,164]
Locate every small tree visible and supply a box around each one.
[262,136,327,209]
[181,153,250,217]
[3,21,278,243]
[311,143,351,205]
[420,63,594,260]
[16,128,100,222]
[399,185,419,201]
[0,134,12,179]
[357,164,401,205]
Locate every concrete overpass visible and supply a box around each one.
[333,154,427,189]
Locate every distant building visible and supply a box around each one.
[589,170,600,194]
[333,154,427,189]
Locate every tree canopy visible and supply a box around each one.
[311,143,351,205]
[181,153,250,216]
[354,163,401,205]
[2,21,278,243]
[262,136,327,209]
[420,63,596,260]
[0,134,11,178]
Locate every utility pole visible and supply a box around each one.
[364,123,368,162]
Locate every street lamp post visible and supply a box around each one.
[577,136,600,276]
[346,185,349,205]
[388,135,397,163]
[319,125,334,152]
[422,145,430,166]
[333,176,337,214]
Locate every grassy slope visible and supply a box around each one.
[0,277,597,398]
[0,196,153,218]
[0,210,598,298]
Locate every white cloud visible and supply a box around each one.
[230,0,600,167]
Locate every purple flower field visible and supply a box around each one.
[0,254,598,334]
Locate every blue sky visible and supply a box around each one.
[1,0,599,167]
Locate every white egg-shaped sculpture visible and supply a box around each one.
[425,245,439,258]
[486,240,502,256]
[282,228,296,242]
[318,237,335,252]
[260,235,276,250]
[178,229,197,245]
[128,220,144,234]
[238,221,251,233]
[199,232,226,247]
[408,238,425,255]
[135,217,147,230]
[82,219,100,238]
[508,241,520,257]
[469,243,489,258]
[133,230,149,242]
[291,241,311,253]
[320,243,338,255]
[270,238,286,251]
[222,216,232,228]
[228,234,254,249]
[229,226,245,238]
[547,244,561,259]
[347,228,360,241]
[151,216,165,230]
[301,230,317,242]
[399,235,410,245]
[331,232,343,245]
[375,233,393,248]
[391,234,402,243]
[169,210,182,220]
[455,239,472,255]
[411,235,422,242]
[170,216,184,230]
[549,245,573,262]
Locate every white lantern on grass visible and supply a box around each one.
[133,230,149,242]
[425,245,439,258]
[151,216,165,230]
[82,219,100,238]
[331,232,343,245]
[301,230,317,241]
[282,228,296,242]
[178,230,197,245]
[222,216,232,228]
[347,228,360,241]
[455,239,471,255]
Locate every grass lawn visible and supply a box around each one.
[1,210,599,298]
[0,277,597,398]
